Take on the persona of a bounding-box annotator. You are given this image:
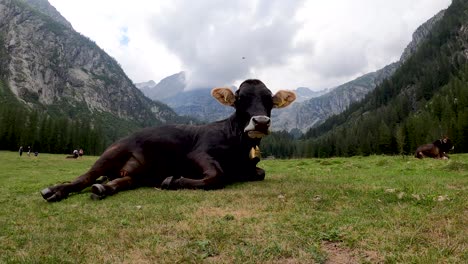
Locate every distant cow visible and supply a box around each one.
[66,150,79,159]
[415,137,454,159]
[41,79,296,202]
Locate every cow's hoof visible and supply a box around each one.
[40,187,67,202]
[161,176,174,190]
[91,184,106,195]
[90,184,107,201]
[41,188,53,199]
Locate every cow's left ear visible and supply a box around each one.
[272,90,296,108]
[212,87,236,107]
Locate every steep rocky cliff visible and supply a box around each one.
[0,0,181,130]
[400,10,445,63]
[272,9,446,132]
[22,0,73,29]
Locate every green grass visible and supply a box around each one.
[0,151,466,263]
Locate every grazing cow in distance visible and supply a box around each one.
[41,79,296,202]
[415,136,454,159]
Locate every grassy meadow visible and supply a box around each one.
[0,151,467,263]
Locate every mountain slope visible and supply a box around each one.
[163,88,235,122]
[300,0,468,157]
[0,0,186,133]
[22,0,73,29]
[272,62,399,131]
[0,0,188,152]
[272,10,446,133]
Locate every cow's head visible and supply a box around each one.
[434,136,454,152]
[212,79,296,138]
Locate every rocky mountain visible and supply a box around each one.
[271,62,399,132]
[163,88,234,122]
[135,80,156,90]
[300,0,468,156]
[272,9,446,133]
[400,10,445,63]
[22,0,73,29]
[139,81,324,123]
[136,71,231,122]
[0,0,184,140]
[294,87,329,102]
[136,71,186,101]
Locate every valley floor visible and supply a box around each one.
[0,152,466,263]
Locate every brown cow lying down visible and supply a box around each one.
[41,79,296,202]
[415,137,454,159]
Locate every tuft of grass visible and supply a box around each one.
[0,151,467,263]
[445,161,468,172]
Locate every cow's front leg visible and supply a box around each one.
[41,170,102,202]
[248,154,265,181]
[161,152,224,190]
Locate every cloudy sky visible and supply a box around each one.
[48,0,451,91]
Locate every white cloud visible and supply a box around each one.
[49,0,451,91]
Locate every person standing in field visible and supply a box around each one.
[19,146,23,156]
[27,146,31,156]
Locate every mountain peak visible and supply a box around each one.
[136,72,186,101]
[22,0,74,29]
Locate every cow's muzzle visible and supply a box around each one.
[244,115,271,138]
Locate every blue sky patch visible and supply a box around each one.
[119,27,129,46]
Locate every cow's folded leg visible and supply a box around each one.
[162,176,223,190]
[90,176,135,200]
[160,176,179,190]
[249,167,265,181]
[95,176,109,184]
[90,155,142,200]
[244,156,265,181]
[161,152,224,190]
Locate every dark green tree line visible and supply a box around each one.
[0,102,106,155]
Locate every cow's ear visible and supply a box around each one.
[211,87,236,106]
[272,90,296,108]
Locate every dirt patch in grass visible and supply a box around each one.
[322,241,358,263]
[321,241,382,264]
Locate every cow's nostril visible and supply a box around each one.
[253,116,270,126]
